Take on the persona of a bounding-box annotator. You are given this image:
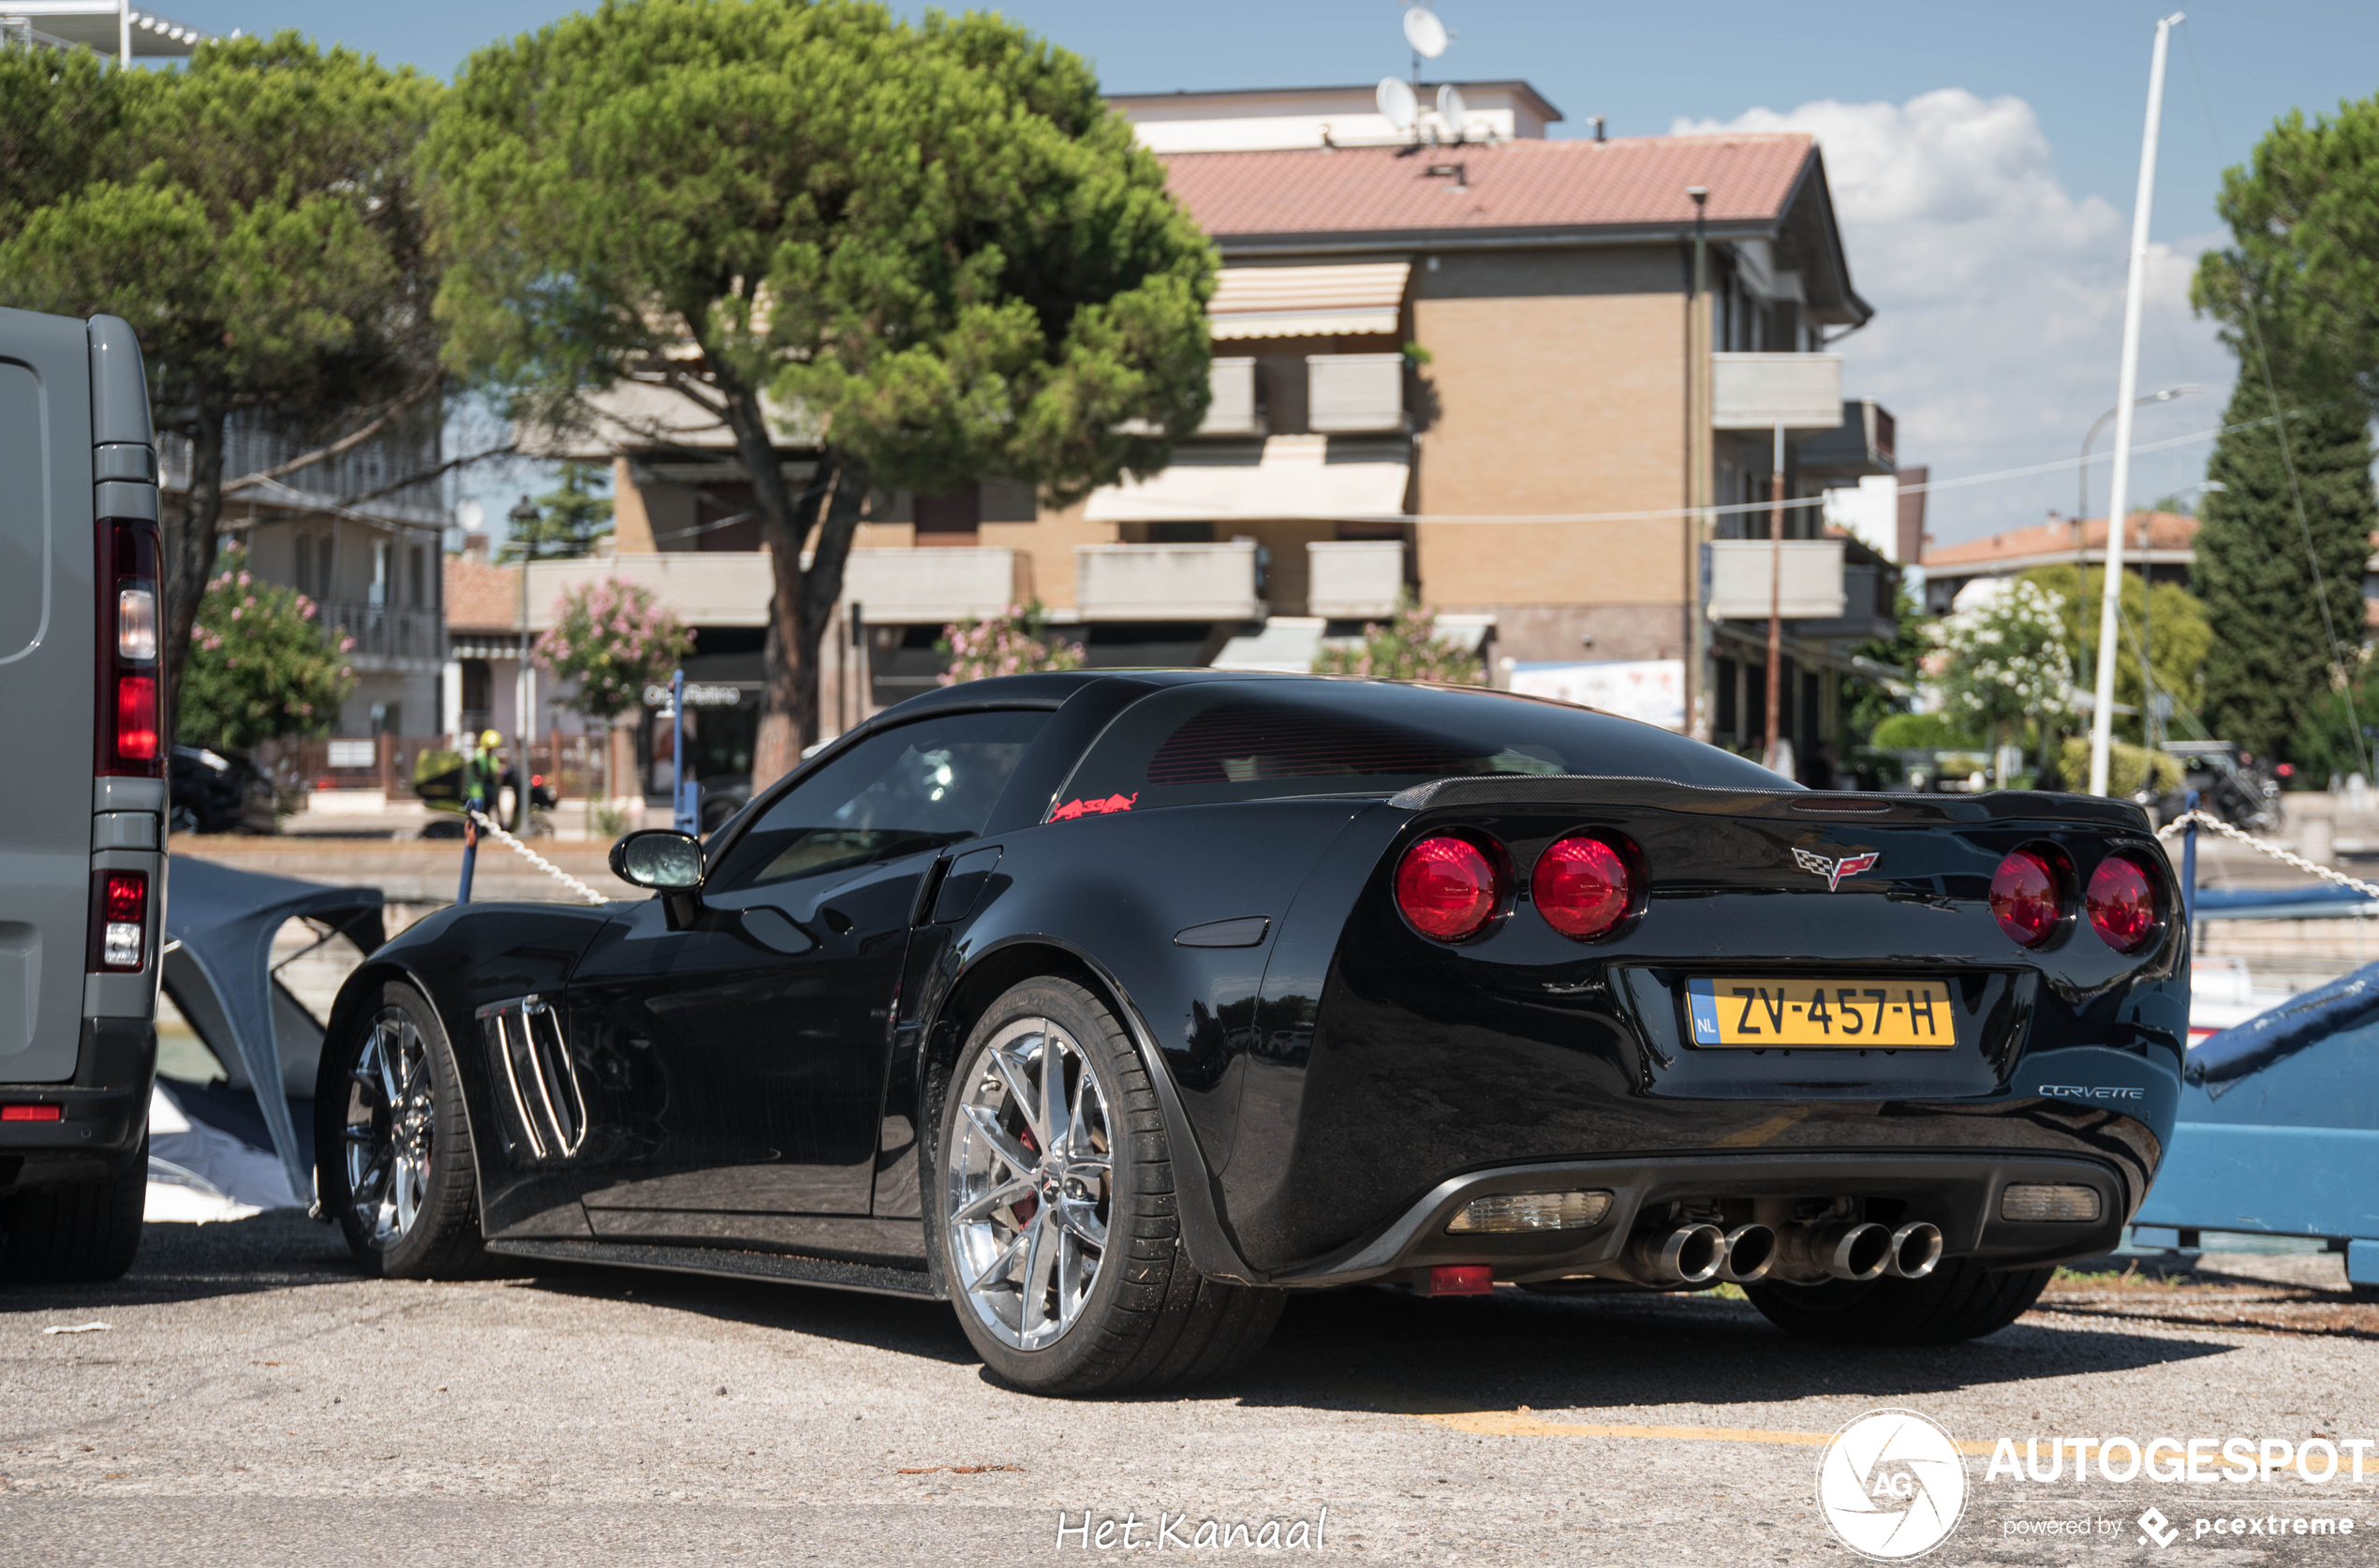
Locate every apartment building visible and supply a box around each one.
[166,407,450,741]
[539,80,1900,768]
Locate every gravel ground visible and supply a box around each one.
[5,1217,2378,1567]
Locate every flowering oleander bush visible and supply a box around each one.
[534,579,694,723]
[1925,579,2072,739]
[176,548,356,751]
[1310,594,1485,685]
[938,601,1084,685]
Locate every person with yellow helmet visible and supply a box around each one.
[465,729,504,817]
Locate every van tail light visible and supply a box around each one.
[1533,835,1635,940]
[96,519,163,777]
[1395,835,1501,942]
[1989,848,2063,947]
[2087,854,2161,953]
[91,869,148,971]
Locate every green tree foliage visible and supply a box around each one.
[2056,736,2180,799]
[175,549,356,751]
[937,602,1084,685]
[1310,596,1485,685]
[431,0,1216,781]
[1843,584,1930,743]
[0,37,442,713]
[2191,94,2379,767]
[502,462,614,562]
[2188,385,2376,762]
[2194,95,2379,399]
[2019,564,2211,744]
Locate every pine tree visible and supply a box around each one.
[2191,377,2377,763]
[500,463,614,561]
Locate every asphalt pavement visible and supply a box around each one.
[5,1215,2378,1566]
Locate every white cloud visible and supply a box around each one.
[1675,90,2235,546]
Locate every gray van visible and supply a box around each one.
[0,307,164,1282]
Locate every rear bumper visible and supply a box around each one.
[0,1018,155,1194]
[1268,1150,2128,1288]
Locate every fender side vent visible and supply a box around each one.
[480,996,587,1161]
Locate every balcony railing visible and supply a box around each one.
[1307,540,1406,619]
[319,599,444,664]
[1704,540,1847,620]
[1200,358,1263,435]
[1307,353,1405,433]
[1712,353,1844,432]
[840,547,1022,625]
[1075,541,1263,622]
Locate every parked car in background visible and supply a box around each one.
[0,307,163,1284]
[170,745,278,835]
[313,671,2183,1395]
[2156,740,2278,830]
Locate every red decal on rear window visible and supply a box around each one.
[1051,792,1138,821]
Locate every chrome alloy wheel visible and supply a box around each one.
[344,1005,436,1250]
[944,1016,1114,1351]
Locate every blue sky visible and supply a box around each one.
[161,1,2379,545]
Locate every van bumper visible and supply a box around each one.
[0,1018,155,1194]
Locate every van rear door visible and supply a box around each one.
[0,307,101,1082]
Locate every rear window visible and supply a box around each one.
[1052,681,1786,816]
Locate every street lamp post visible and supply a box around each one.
[508,494,539,833]
[1685,185,1710,744]
[2074,383,2194,746]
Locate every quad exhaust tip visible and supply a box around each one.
[1778,1220,1893,1282]
[1888,1221,1943,1279]
[1627,1222,1725,1286]
[1717,1222,1775,1283]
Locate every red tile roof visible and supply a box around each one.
[445,554,521,634]
[1162,133,1816,241]
[1923,512,2196,572]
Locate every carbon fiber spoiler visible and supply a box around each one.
[1387,776,2154,832]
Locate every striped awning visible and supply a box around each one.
[1208,262,1411,340]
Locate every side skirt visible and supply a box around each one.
[485,1237,947,1301]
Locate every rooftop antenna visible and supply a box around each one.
[1401,6,1449,142]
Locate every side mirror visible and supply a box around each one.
[610,829,704,891]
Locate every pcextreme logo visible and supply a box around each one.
[1817,1410,1970,1560]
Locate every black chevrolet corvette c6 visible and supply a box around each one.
[316,671,2185,1395]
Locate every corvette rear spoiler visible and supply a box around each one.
[1387,776,2152,832]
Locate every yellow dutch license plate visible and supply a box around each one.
[1684,978,1957,1049]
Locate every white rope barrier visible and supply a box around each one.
[465,808,611,906]
[2155,808,2379,902]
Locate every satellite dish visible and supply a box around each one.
[1402,5,1449,60]
[1376,76,1419,131]
[1436,83,1469,141]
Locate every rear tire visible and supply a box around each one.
[1746,1257,2053,1344]
[315,981,486,1280]
[929,978,1281,1397]
[0,1131,147,1285]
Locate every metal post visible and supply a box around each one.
[1764,422,1785,772]
[850,600,868,726]
[1685,186,1710,743]
[671,667,699,836]
[2088,13,2184,796]
[2181,788,2199,954]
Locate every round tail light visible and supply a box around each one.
[1990,849,2062,947]
[1534,836,1633,939]
[1395,835,1500,942]
[2087,854,2160,952]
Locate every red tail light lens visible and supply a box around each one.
[1534,836,1633,939]
[1395,835,1500,942]
[115,673,158,760]
[2087,855,2160,952]
[1,1104,63,1123]
[1990,849,2062,947]
[95,869,148,971]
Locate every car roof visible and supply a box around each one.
[878,667,1330,716]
